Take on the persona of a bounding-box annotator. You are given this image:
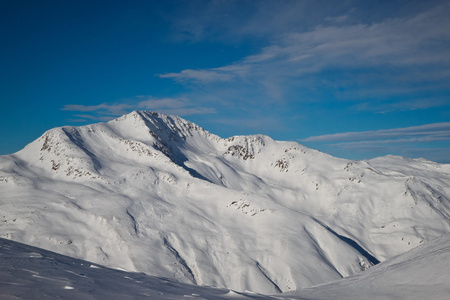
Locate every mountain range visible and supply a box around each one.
[1,111,449,295]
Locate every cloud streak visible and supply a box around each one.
[301,122,450,143]
[62,104,130,116]
[62,97,216,122]
[300,122,450,162]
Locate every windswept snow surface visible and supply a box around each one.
[1,234,449,299]
[0,111,449,294]
[282,234,450,300]
[0,237,266,299]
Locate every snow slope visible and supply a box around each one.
[0,111,449,293]
[282,234,450,300]
[0,237,263,299]
[1,234,449,299]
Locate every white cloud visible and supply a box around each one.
[213,116,285,132]
[73,114,115,122]
[162,2,450,106]
[301,122,450,143]
[157,107,216,116]
[137,98,187,109]
[300,122,450,162]
[62,97,216,121]
[353,97,450,113]
[160,69,236,83]
[168,0,354,43]
[170,5,450,79]
[62,104,130,116]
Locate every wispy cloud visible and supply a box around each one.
[168,0,350,43]
[62,104,130,116]
[160,68,238,83]
[353,97,450,113]
[62,97,216,122]
[137,98,216,115]
[213,116,286,133]
[301,123,450,143]
[300,122,450,162]
[73,114,116,122]
[162,2,450,108]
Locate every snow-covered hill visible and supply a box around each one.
[1,111,449,294]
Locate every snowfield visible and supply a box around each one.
[284,233,450,300]
[0,111,449,297]
[0,237,260,299]
[1,233,449,299]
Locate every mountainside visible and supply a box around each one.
[1,111,450,293]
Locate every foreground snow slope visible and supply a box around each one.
[1,235,449,299]
[0,111,449,293]
[0,237,262,300]
[283,234,450,300]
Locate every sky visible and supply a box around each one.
[1,0,450,163]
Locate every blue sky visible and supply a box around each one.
[1,0,450,162]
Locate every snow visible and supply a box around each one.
[1,235,449,299]
[0,111,449,297]
[0,237,264,299]
[282,234,450,300]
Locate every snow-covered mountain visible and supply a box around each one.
[1,111,449,294]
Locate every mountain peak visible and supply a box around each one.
[111,111,210,140]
